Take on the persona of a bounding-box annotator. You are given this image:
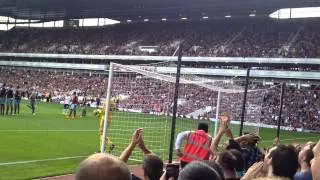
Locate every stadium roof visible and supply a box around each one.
[0,0,319,21]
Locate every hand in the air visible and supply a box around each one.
[131,128,143,146]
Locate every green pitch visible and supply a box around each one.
[0,102,319,180]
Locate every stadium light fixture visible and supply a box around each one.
[181,17,188,20]
[202,16,209,19]
[249,13,256,17]
[225,15,231,18]
[161,18,167,21]
[126,19,132,23]
[144,19,149,22]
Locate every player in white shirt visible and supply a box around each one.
[63,95,71,115]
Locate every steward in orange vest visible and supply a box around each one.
[175,123,213,168]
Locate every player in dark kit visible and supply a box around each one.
[81,94,87,117]
[0,83,6,115]
[14,86,22,115]
[27,89,36,115]
[6,85,14,115]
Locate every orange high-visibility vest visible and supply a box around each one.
[180,130,212,163]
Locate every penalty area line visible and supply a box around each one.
[0,156,88,166]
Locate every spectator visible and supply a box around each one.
[75,153,131,180]
[237,132,262,171]
[175,122,213,168]
[212,114,261,171]
[265,145,299,179]
[178,161,223,180]
[294,143,315,180]
[120,128,164,180]
[311,140,320,180]
[216,150,242,180]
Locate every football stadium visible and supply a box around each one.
[0,0,320,180]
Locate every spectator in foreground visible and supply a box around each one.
[216,150,243,180]
[311,140,320,180]
[294,143,315,180]
[120,128,164,180]
[175,122,213,168]
[75,153,131,180]
[264,145,299,179]
[178,161,223,180]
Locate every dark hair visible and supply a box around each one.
[203,160,225,180]
[197,123,209,133]
[304,144,316,167]
[243,132,260,147]
[178,161,222,180]
[143,154,164,180]
[229,149,245,172]
[269,145,299,179]
[217,150,238,171]
[225,139,241,152]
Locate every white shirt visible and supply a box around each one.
[175,131,193,150]
[64,96,71,105]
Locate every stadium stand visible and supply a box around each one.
[1,69,319,131]
[1,0,320,179]
[1,19,320,58]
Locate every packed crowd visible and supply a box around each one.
[75,118,320,180]
[1,19,320,58]
[1,68,319,131]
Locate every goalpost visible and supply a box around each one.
[101,62,270,162]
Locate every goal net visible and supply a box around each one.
[103,63,271,162]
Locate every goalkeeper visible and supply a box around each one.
[94,100,116,153]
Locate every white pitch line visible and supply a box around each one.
[0,156,87,166]
[0,130,96,132]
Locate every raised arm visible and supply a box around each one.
[119,128,143,163]
[138,135,152,155]
[210,115,229,156]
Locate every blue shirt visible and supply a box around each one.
[241,146,262,170]
[294,171,312,180]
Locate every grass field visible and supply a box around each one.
[1,101,320,180]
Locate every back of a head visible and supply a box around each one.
[75,153,131,180]
[143,154,164,180]
[217,150,238,172]
[225,139,241,152]
[301,144,315,167]
[197,123,209,133]
[229,149,245,172]
[270,145,299,179]
[203,160,225,180]
[178,161,222,180]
